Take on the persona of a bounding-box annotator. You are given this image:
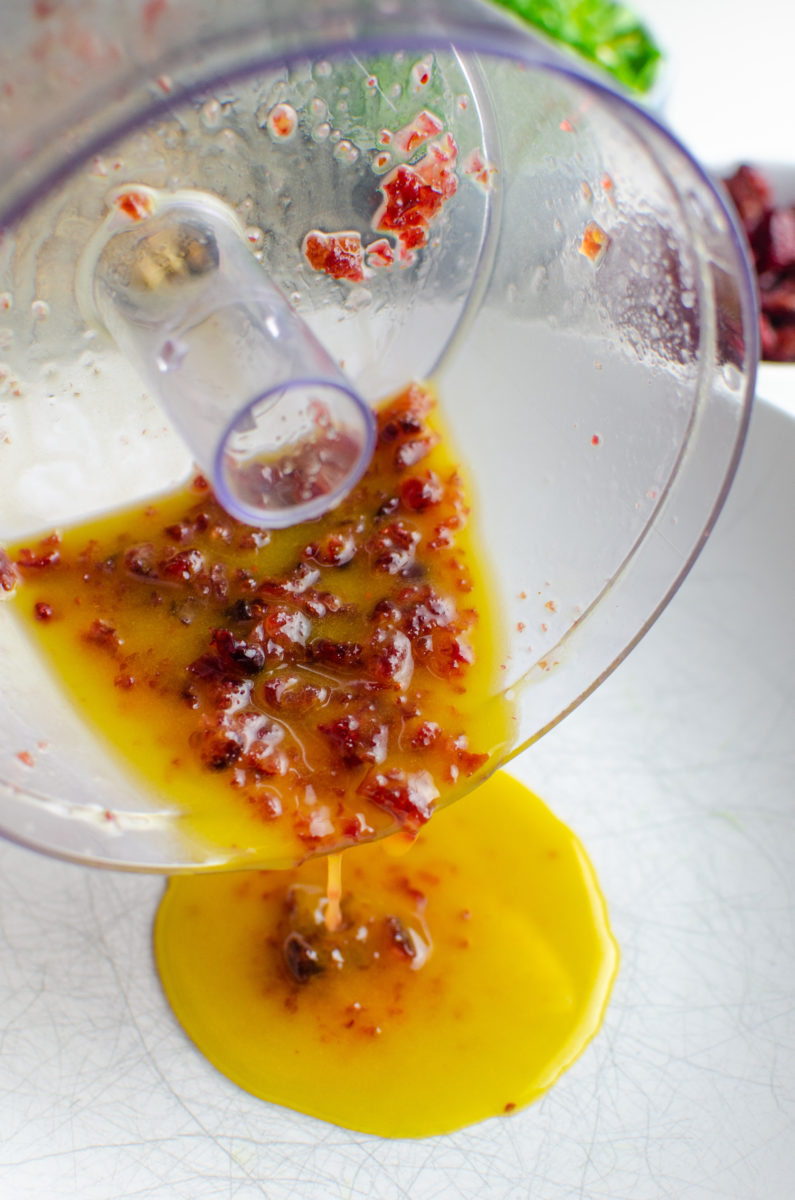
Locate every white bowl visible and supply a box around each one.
[1,386,793,1197]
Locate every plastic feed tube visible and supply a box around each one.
[85,186,376,528]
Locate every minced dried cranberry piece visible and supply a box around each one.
[319,713,389,766]
[303,530,358,566]
[366,628,414,690]
[724,165,772,237]
[367,521,420,574]
[197,726,243,770]
[400,472,443,512]
[414,627,474,677]
[308,638,364,669]
[210,628,266,676]
[226,598,260,623]
[262,606,311,648]
[756,207,795,274]
[394,435,438,469]
[357,767,439,829]
[83,619,121,652]
[0,548,19,591]
[16,537,61,569]
[262,674,328,713]
[124,543,157,577]
[159,547,205,582]
[371,597,401,626]
[247,788,282,820]
[385,915,416,959]
[164,521,190,542]
[283,932,323,983]
[411,720,440,749]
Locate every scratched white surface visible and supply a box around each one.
[3,1,795,1196]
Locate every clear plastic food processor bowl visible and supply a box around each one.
[0,0,756,869]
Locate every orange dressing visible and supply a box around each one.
[155,771,617,1137]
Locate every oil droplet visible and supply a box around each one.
[201,98,223,130]
[309,97,327,118]
[157,338,188,373]
[313,123,331,142]
[333,140,359,165]
[0,292,13,312]
[371,150,392,173]
[266,103,299,142]
[31,299,50,320]
[411,57,433,92]
[314,60,332,79]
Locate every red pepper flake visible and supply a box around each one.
[15,534,61,570]
[504,1101,517,1113]
[579,221,609,264]
[364,237,394,270]
[591,434,601,446]
[16,750,34,767]
[393,109,444,156]
[83,619,122,652]
[302,230,365,283]
[33,601,54,621]
[114,189,154,222]
[0,547,19,592]
[266,103,299,141]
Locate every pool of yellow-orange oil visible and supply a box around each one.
[155,771,617,1137]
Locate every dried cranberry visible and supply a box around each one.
[262,606,311,648]
[283,932,323,983]
[400,472,443,512]
[366,628,414,690]
[303,530,357,566]
[16,537,61,569]
[198,726,243,770]
[0,548,19,592]
[210,628,267,676]
[367,521,420,574]
[411,721,440,749]
[262,674,328,713]
[159,547,205,583]
[33,601,54,621]
[308,639,363,669]
[395,436,437,470]
[385,915,416,959]
[164,521,190,542]
[83,619,121,652]
[724,165,772,237]
[319,713,389,766]
[357,767,439,829]
[124,543,157,577]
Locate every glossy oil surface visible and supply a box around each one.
[155,771,618,1137]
